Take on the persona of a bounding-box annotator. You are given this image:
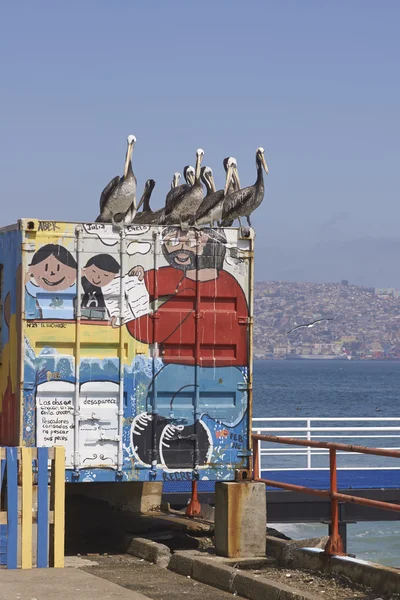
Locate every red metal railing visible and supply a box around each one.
[252,433,400,555]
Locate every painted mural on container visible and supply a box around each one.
[1,220,251,483]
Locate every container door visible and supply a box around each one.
[36,381,75,468]
[78,382,119,468]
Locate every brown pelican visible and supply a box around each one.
[194,158,239,227]
[220,147,268,227]
[164,166,195,215]
[171,172,181,188]
[165,149,204,229]
[131,179,156,224]
[96,135,137,225]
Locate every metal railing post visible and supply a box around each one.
[253,434,260,480]
[306,419,311,469]
[324,448,345,556]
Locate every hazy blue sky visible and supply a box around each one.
[1,1,399,286]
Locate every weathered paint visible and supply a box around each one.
[0,446,65,568]
[0,219,253,483]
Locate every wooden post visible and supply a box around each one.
[21,447,33,569]
[50,446,65,568]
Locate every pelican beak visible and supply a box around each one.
[124,139,135,178]
[261,153,269,175]
[232,165,241,190]
[136,194,145,212]
[195,150,204,182]
[187,171,195,186]
[224,164,235,196]
[208,171,217,193]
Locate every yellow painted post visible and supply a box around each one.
[21,447,33,569]
[50,446,65,568]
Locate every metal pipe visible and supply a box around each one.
[255,476,400,513]
[186,229,202,517]
[73,226,83,474]
[117,228,126,474]
[150,230,160,476]
[247,232,255,477]
[254,477,331,498]
[18,246,26,446]
[193,229,201,471]
[253,435,260,480]
[325,449,345,555]
[252,433,400,459]
[332,492,400,513]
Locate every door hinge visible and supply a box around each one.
[237,449,252,458]
[22,242,36,252]
[238,316,253,325]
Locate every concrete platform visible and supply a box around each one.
[0,568,150,600]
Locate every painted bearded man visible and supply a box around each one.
[127,227,249,471]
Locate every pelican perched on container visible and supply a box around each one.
[164,166,195,215]
[194,158,240,227]
[131,179,156,224]
[220,147,268,227]
[96,135,137,225]
[165,149,204,229]
[171,172,181,189]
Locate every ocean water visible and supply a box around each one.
[252,360,400,568]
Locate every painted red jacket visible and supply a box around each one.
[126,267,248,367]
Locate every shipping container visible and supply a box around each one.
[0,219,253,483]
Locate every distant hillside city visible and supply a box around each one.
[254,280,400,360]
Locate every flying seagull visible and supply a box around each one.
[287,318,334,334]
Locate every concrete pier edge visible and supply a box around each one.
[266,535,400,597]
[125,533,400,598]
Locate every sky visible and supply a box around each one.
[1,1,399,287]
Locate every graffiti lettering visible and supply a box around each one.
[84,223,106,232]
[230,433,244,443]
[163,471,192,481]
[38,221,60,232]
[125,225,149,234]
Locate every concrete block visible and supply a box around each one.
[191,558,236,592]
[215,481,266,558]
[126,536,171,568]
[168,552,195,577]
[233,572,320,600]
[67,481,162,514]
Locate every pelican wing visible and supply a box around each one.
[195,190,224,221]
[222,188,252,221]
[165,184,190,214]
[100,176,120,211]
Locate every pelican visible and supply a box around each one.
[219,157,241,227]
[171,172,181,189]
[164,166,195,215]
[220,147,268,227]
[96,135,137,225]
[131,179,156,224]
[194,158,240,227]
[165,149,204,229]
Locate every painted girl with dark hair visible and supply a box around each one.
[81,254,120,320]
[25,244,77,320]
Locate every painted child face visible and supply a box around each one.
[82,265,116,287]
[28,255,76,291]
